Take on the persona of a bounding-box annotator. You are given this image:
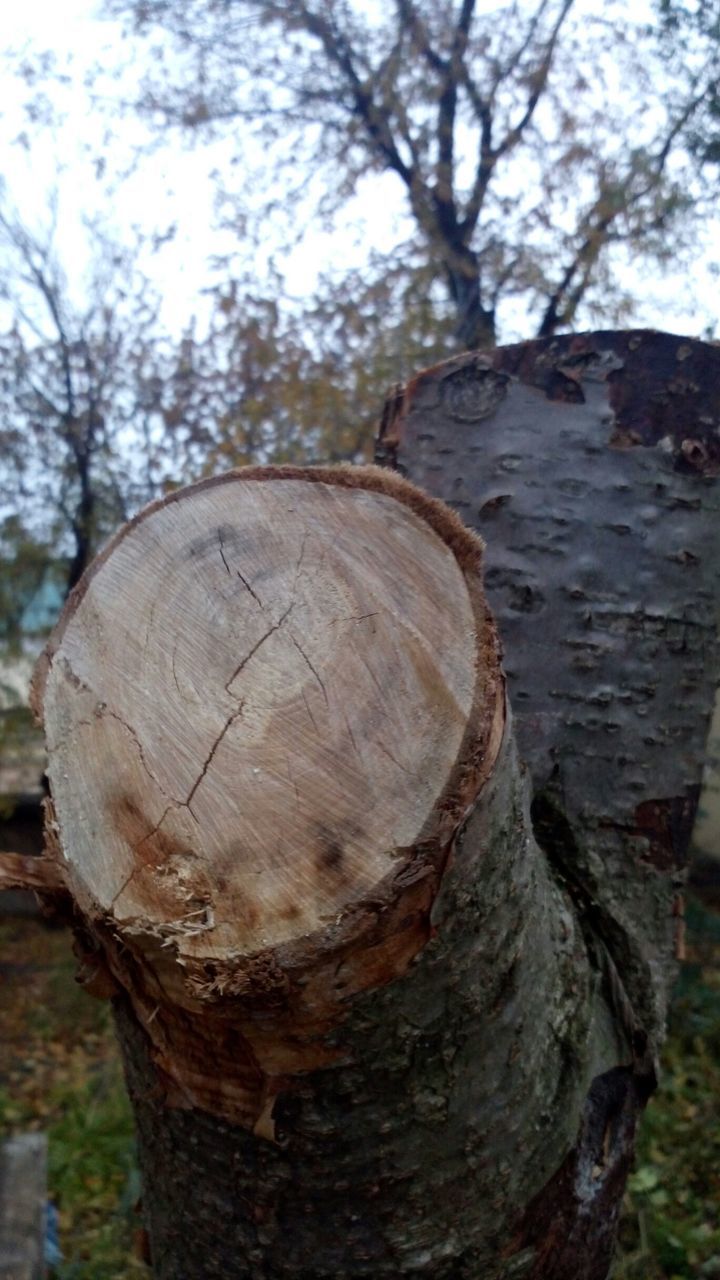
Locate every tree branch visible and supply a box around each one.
[395,0,447,76]
[288,1,416,190]
[537,87,706,336]
[494,0,575,161]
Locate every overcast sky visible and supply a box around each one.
[0,0,408,336]
[0,0,718,342]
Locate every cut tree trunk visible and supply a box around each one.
[375,328,720,1257]
[0,462,650,1279]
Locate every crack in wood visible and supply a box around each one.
[102,710,179,802]
[59,656,93,695]
[217,532,232,575]
[376,741,421,780]
[301,688,319,734]
[356,649,386,701]
[343,710,361,760]
[218,529,265,609]
[288,631,329,706]
[224,604,294,694]
[109,801,187,908]
[288,527,310,606]
[236,568,264,609]
[185,701,246,814]
[329,613,379,626]
[171,644,183,699]
[110,862,143,909]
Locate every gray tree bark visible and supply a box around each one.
[375,328,720,1267]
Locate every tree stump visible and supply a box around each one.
[0,459,677,1278]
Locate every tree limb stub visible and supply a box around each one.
[0,849,65,896]
[30,465,505,1125]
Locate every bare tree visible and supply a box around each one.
[0,203,176,596]
[106,0,714,347]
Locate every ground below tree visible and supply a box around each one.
[0,899,718,1278]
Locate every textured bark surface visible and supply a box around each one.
[375,329,720,1271]
[116,721,614,1279]
[376,331,720,1029]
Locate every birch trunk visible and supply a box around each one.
[0,462,644,1278]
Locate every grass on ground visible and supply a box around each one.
[0,895,718,1278]
[0,916,145,1278]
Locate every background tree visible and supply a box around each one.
[657,0,720,164]
[165,258,454,476]
[0,205,451,607]
[0,205,176,598]
[107,0,716,348]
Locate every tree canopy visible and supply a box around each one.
[107,0,718,347]
[1,0,719,648]
[167,260,454,475]
[0,207,174,597]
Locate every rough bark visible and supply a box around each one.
[114,717,609,1280]
[0,460,648,1279]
